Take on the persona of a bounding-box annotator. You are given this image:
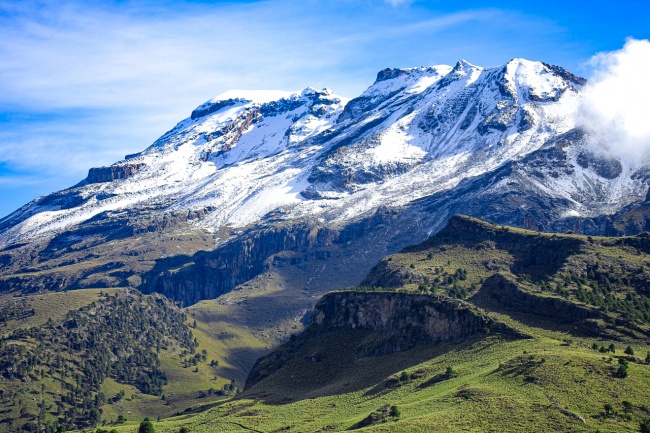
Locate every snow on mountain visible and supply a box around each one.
[0,58,648,255]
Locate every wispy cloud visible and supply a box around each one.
[0,109,148,174]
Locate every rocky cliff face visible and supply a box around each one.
[245,290,522,388]
[86,163,146,184]
[138,205,413,305]
[312,291,520,353]
[141,223,339,305]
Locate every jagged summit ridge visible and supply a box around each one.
[0,58,628,247]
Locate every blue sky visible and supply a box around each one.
[0,0,648,218]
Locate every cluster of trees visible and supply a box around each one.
[589,342,648,378]
[0,290,196,430]
[603,400,637,421]
[0,298,35,326]
[616,358,630,378]
[591,342,618,354]
[182,349,210,369]
[536,267,650,325]
[223,378,238,395]
[132,418,189,433]
[573,267,650,323]
[414,268,471,299]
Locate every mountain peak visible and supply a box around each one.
[190,89,297,121]
[301,87,324,96]
[452,59,480,73]
[210,89,296,104]
[505,57,540,66]
[374,65,452,84]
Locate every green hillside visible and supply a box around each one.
[111,335,650,432]
[0,290,243,433]
[363,215,650,337]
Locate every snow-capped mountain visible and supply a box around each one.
[1,58,648,301]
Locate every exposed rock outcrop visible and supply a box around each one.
[191,98,239,120]
[576,151,622,179]
[138,205,404,306]
[541,63,587,86]
[245,291,523,388]
[312,291,520,353]
[86,163,145,184]
[141,223,338,306]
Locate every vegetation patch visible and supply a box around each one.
[0,290,194,431]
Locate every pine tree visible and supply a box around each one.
[604,403,614,416]
[138,418,154,433]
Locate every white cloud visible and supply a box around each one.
[579,38,650,162]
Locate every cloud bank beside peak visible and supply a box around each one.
[579,38,650,162]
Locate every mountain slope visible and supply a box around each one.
[245,215,650,402]
[0,290,192,431]
[3,58,646,299]
[164,336,650,432]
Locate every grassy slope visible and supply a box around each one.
[363,216,650,336]
[0,289,122,429]
[0,261,350,430]
[107,332,650,433]
[0,228,217,286]
[0,283,300,430]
